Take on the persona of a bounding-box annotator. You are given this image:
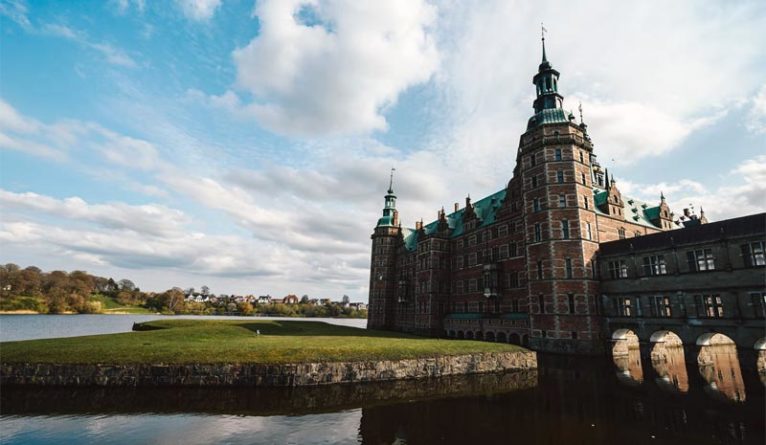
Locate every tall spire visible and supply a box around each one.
[528,26,565,129]
[541,22,548,63]
[388,167,396,194]
[377,168,398,227]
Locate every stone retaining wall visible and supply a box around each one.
[1,351,536,387]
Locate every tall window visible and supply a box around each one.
[538,294,545,314]
[468,234,476,246]
[497,224,508,237]
[585,222,592,240]
[530,154,536,166]
[533,198,542,212]
[468,279,478,292]
[565,258,573,278]
[568,293,575,313]
[650,296,672,317]
[456,280,464,294]
[556,170,564,183]
[468,252,477,266]
[608,260,628,279]
[507,271,519,288]
[642,255,667,276]
[534,223,542,242]
[617,297,632,317]
[562,220,570,239]
[751,292,766,318]
[537,260,543,279]
[742,241,765,267]
[696,294,723,318]
[579,151,584,163]
[584,197,589,210]
[554,148,562,161]
[581,172,587,185]
[618,227,626,239]
[499,244,509,259]
[509,242,517,257]
[456,256,464,269]
[687,249,715,272]
[559,194,566,208]
[531,176,538,188]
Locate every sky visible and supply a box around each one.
[1,0,764,300]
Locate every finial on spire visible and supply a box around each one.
[578,101,584,125]
[660,191,666,201]
[541,22,548,63]
[387,167,396,194]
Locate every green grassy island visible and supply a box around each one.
[1,320,525,365]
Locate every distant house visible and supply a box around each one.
[319,298,332,305]
[350,302,367,310]
[257,295,272,305]
[307,299,319,306]
[282,294,299,305]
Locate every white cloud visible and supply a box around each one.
[0,189,187,237]
[227,0,439,136]
[747,84,766,134]
[619,155,766,222]
[176,0,222,21]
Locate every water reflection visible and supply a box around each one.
[650,331,689,393]
[2,356,764,445]
[698,342,746,403]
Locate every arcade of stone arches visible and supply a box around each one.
[612,329,766,402]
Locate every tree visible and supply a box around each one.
[118,279,136,292]
[300,294,310,304]
[342,295,350,304]
[201,285,210,296]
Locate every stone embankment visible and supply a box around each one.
[1,351,536,387]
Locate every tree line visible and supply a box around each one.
[0,264,366,318]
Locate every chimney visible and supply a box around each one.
[415,220,423,230]
[454,202,459,212]
[683,208,691,218]
[465,195,472,208]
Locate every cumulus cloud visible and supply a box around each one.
[226,0,439,136]
[176,0,222,21]
[619,155,766,222]
[0,189,186,237]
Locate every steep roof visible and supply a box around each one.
[592,187,673,230]
[402,189,507,251]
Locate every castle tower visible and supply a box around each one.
[519,33,603,353]
[367,170,401,330]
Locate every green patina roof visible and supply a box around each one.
[527,108,569,129]
[592,187,674,230]
[402,189,507,251]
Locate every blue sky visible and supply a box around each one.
[1,0,765,299]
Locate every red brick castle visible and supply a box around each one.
[366,37,741,355]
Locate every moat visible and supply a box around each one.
[1,316,763,444]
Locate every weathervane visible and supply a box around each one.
[541,22,547,41]
[388,167,396,192]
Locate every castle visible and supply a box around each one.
[367,37,765,355]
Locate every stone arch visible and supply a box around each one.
[697,332,745,402]
[475,331,484,341]
[457,330,465,339]
[486,331,496,342]
[509,333,520,345]
[696,332,735,346]
[649,331,688,393]
[612,329,639,357]
[466,331,474,340]
[497,332,507,343]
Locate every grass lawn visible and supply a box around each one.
[0,320,526,365]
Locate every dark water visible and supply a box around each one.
[1,316,764,444]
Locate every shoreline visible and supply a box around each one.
[1,351,537,387]
[0,311,367,319]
